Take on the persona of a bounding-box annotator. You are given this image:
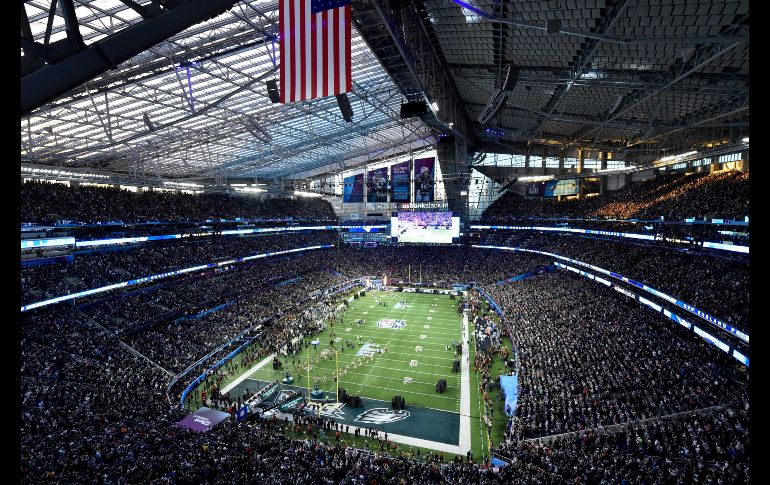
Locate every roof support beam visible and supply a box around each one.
[352,0,474,143]
[59,0,85,49]
[530,0,630,141]
[21,0,238,116]
[116,0,163,20]
[569,41,744,148]
[448,0,748,45]
[43,0,59,45]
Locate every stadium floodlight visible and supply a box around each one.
[294,191,323,197]
[659,151,696,163]
[163,181,204,188]
[234,187,266,193]
[742,137,749,143]
[518,175,554,182]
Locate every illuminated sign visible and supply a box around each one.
[693,326,730,353]
[732,349,749,366]
[554,258,744,366]
[476,244,748,344]
[399,202,449,210]
[20,245,334,313]
[21,237,76,249]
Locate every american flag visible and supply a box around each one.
[279,0,352,103]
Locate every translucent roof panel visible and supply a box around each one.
[21,0,435,182]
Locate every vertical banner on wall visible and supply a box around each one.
[343,173,364,202]
[390,160,411,202]
[413,157,435,202]
[367,167,389,203]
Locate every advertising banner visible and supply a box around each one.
[525,183,544,198]
[413,157,435,202]
[367,167,389,203]
[343,173,364,202]
[175,407,230,432]
[390,160,411,202]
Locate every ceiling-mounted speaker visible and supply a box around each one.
[336,93,354,122]
[400,100,428,119]
[608,94,624,115]
[546,19,561,34]
[477,89,508,125]
[498,170,519,194]
[502,64,520,93]
[266,79,280,103]
[143,113,156,131]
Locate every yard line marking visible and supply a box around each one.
[354,293,415,396]
[338,380,460,401]
[368,365,461,380]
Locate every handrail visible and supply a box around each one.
[518,404,732,444]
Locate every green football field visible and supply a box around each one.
[248,291,464,413]
[398,227,453,244]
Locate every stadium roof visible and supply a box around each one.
[20,0,436,184]
[420,0,748,154]
[21,0,749,185]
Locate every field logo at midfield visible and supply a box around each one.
[354,408,410,424]
[377,319,406,329]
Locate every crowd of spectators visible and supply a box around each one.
[492,403,749,483]
[21,180,337,224]
[126,268,346,374]
[20,232,749,482]
[476,218,749,246]
[485,274,746,440]
[21,232,337,304]
[23,228,748,333]
[331,246,552,287]
[481,272,748,482]
[475,230,749,331]
[482,170,749,222]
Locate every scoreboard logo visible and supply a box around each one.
[377,319,406,329]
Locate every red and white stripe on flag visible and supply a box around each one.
[279,0,352,103]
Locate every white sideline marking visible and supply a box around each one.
[220,353,276,395]
[458,310,471,454]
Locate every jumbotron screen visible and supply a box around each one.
[391,211,460,244]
